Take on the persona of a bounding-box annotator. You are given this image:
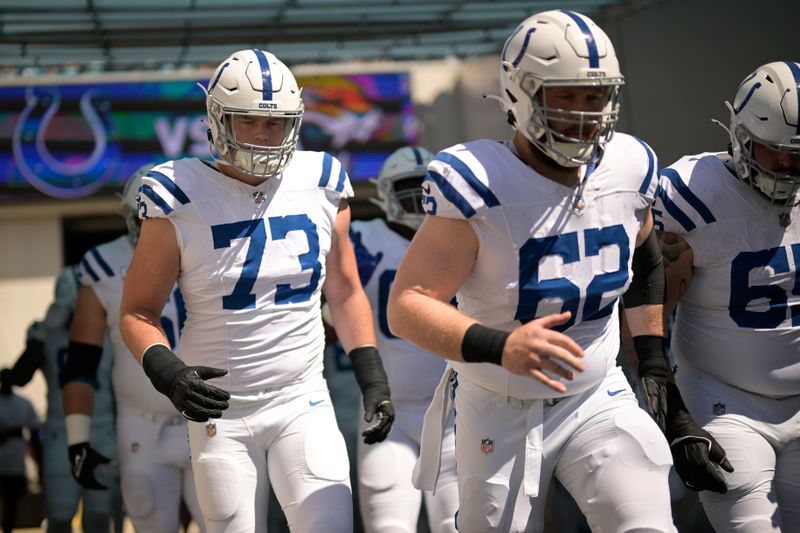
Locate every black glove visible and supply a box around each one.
[142,344,230,423]
[634,335,669,433]
[68,442,111,490]
[349,346,395,444]
[666,383,734,494]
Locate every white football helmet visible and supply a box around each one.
[120,163,155,246]
[370,146,433,231]
[727,61,800,204]
[202,49,303,180]
[497,10,624,167]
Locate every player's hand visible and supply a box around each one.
[349,346,395,444]
[639,374,668,433]
[362,398,395,445]
[502,311,585,393]
[142,345,230,423]
[68,442,111,490]
[665,383,734,494]
[169,366,231,422]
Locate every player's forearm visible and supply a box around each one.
[658,231,694,316]
[327,287,377,352]
[62,381,95,416]
[387,287,475,362]
[120,307,170,364]
[623,304,665,337]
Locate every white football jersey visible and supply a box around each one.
[79,235,185,415]
[423,134,658,399]
[350,218,447,403]
[654,153,800,397]
[138,154,353,392]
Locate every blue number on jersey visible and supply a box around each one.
[211,216,321,310]
[269,214,321,305]
[378,269,398,339]
[515,224,629,331]
[729,243,800,328]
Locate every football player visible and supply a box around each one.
[654,61,800,531]
[120,49,394,533]
[62,165,205,532]
[346,146,459,532]
[388,10,695,532]
[10,266,119,533]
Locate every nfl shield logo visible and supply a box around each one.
[713,402,726,416]
[131,442,140,453]
[779,212,791,227]
[206,422,217,438]
[480,438,494,455]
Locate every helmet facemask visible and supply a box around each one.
[520,74,623,167]
[207,101,303,180]
[731,124,800,205]
[372,175,426,230]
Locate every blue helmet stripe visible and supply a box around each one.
[80,257,99,283]
[318,152,333,188]
[510,28,537,68]
[433,152,500,208]
[733,82,761,115]
[783,61,800,134]
[208,62,229,92]
[425,172,476,219]
[560,11,599,68]
[253,49,273,101]
[660,168,716,224]
[147,171,191,205]
[411,147,423,165]
[89,248,114,277]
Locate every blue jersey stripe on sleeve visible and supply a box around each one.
[335,161,347,193]
[148,171,191,205]
[89,248,114,277]
[318,153,333,188]
[140,184,174,216]
[660,168,716,224]
[656,184,696,232]
[80,257,100,283]
[433,152,500,208]
[426,171,476,218]
[631,136,656,195]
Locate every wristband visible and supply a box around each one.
[461,323,508,365]
[65,414,91,446]
[141,344,185,396]
[633,335,669,378]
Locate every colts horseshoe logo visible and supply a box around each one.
[12,86,120,199]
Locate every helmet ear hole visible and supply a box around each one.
[506,110,516,126]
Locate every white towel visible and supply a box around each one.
[411,365,456,493]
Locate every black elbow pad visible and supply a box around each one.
[60,341,103,388]
[623,228,665,308]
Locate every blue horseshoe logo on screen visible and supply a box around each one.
[12,86,120,199]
